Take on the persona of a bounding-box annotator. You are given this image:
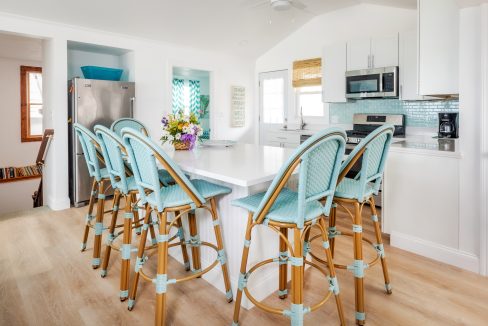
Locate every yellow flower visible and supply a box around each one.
[178,123,183,130]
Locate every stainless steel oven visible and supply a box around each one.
[345,66,398,99]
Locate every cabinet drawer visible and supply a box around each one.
[265,131,300,144]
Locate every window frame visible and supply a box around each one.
[294,85,326,119]
[20,65,43,142]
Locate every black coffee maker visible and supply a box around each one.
[438,112,458,138]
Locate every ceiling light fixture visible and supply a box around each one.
[270,0,292,11]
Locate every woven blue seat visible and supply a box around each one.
[121,128,234,322]
[73,123,112,268]
[233,188,324,224]
[325,124,395,325]
[146,179,231,210]
[231,128,347,326]
[95,125,191,299]
[334,178,375,200]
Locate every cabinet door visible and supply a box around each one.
[418,0,459,96]
[322,42,347,103]
[347,38,371,71]
[399,30,423,100]
[371,35,398,68]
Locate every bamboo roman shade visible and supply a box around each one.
[292,58,322,87]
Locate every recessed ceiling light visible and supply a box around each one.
[271,0,292,11]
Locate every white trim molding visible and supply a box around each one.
[391,232,480,273]
[480,3,488,276]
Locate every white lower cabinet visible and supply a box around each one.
[383,151,460,249]
[262,131,301,148]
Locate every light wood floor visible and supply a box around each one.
[1,203,487,326]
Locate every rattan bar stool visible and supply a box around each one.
[231,128,347,326]
[308,125,394,325]
[94,125,191,301]
[111,118,149,137]
[122,128,233,325]
[74,123,114,269]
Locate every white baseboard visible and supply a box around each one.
[390,231,480,273]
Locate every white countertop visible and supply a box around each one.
[165,143,295,187]
[390,136,462,158]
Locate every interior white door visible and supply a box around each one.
[322,42,347,103]
[259,70,288,144]
[347,38,371,71]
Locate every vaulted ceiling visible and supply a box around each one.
[0,0,417,57]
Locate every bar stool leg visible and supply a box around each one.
[319,217,346,325]
[128,205,152,311]
[120,194,134,301]
[81,179,97,252]
[210,198,233,302]
[232,213,253,326]
[148,210,158,246]
[101,190,121,277]
[188,212,201,274]
[92,180,106,269]
[353,202,365,325]
[290,227,304,326]
[155,211,169,326]
[132,193,142,235]
[175,214,191,271]
[329,203,337,258]
[369,197,392,294]
[278,227,288,299]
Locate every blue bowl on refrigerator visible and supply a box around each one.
[80,66,123,81]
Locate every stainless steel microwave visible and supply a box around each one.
[345,66,398,99]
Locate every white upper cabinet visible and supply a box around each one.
[322,42,347,103]
[347,35,398,71]
[399,30,424,100]
[371,35,399,68]
[347,38,371,70]
[418,0,459,96]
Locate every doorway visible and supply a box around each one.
[172,67,211,140]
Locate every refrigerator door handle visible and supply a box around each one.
[130,97,135,118]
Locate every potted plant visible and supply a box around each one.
[161,112,203,150]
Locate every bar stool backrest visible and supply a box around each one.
[122,128,205,212]
[253,128,347,228]
[339,124,394,201]
[95,125,131,194]
[74,123,104,181]
[111,118,149,137]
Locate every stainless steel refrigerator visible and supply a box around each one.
[68,78,135,207]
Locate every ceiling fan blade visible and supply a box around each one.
[291,0,307,10]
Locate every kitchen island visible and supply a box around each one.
[164,143,295,309]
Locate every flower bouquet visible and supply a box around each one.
[161,112,203,150]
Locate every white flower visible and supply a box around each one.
[175,133,181,140]
[182,126,190,133]
[197,129,203,136]
[161,130,169,137]
[168,135,174,141]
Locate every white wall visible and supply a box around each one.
[0,12,255,211]
[255,4,417,135]
[0,36,43,214]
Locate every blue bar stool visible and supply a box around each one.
[122,128,233,325]
[73,123,112,269]
[94,125,190,301]
[111,118,149,137]
[308,125,394,325]
[231,128,347,326]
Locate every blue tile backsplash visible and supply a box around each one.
[329,99,459,128]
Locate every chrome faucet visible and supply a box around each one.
[299,106,306,130]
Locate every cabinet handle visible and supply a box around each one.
[372,55,375,68]
[368,55,371,68]
[400,85,403,99]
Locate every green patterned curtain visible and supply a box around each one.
[189,80,201,118]
[172,78,184,114]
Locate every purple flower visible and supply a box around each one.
[161,116,168,126]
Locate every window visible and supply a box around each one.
[296,86,324,117]
[20,66,43,142]
[259,70,288,125]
